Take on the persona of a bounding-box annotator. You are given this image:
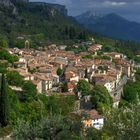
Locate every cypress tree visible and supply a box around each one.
[85,68,88,79]
[0,74,9,127]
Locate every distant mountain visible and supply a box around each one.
[76,11,140,43]
[76,11,104,25]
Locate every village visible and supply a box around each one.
[8,40,135,130]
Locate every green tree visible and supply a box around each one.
[7,71,23,87]
[0,49,18,64]
[134,56,140,64]
[102,44,114,52]
[0,62,7,74]
[90,85,112,110]
[13,115,83,140]
[77,80,91,96]
[14,39,25,49]
[61,82,68,93]
[86,128,110,140]
[57,68,63,76]
[42,95,75,115]
[135,68,140,80]
[8,87,21,125]
[123,83,138,104]
[22,81,37,101]
[13,119,41,140]
[82,54,93,59]
[101,105,140,140]
[122,77,140,105]
[0,35,8,48]
[0,74,9,127]
[23,100,45,122]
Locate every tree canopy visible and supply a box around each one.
[57,68,63,76]
[90,85,113,111]
[102,105,140,140]
[0,74,10,127]
[7,71,23,87]
[0,35,8,48]
[22,81,37,101]
[0,49,18,64]
[77,79,91,96]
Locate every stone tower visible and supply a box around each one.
[25,40,29,50]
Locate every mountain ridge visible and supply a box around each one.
[76,11,140,43]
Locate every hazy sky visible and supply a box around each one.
[30,0,140,22]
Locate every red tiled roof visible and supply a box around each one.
[88,109,103,119]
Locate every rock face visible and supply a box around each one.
[48,3,68,16]
[31,2,68,16]
[0,0,16,15]
[0,0,13,7]
[0,0,67,17]
[0,0,28,15]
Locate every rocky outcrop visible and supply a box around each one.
[0,0,16,15]
[47,3,68,16]
[31,2,68,16]
[0,0,67,17]
[0,0,14,7]
[0,0,29,15]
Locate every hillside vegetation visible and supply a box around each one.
[0,0,89,47]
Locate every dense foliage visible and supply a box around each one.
[95,36,140,58]
[57,68,63,76]
[134,56,140,63]
[13,114,83,140]
[0,49,18,64]
[77,79,91,96]
[66,45,88,53]
[120,69,140,106]
[0,71,77,137]
[7,71,23,87]
[90,85,113,112]
[90,105,140,140]
[0,74,9,127]
[0,35,8,48]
